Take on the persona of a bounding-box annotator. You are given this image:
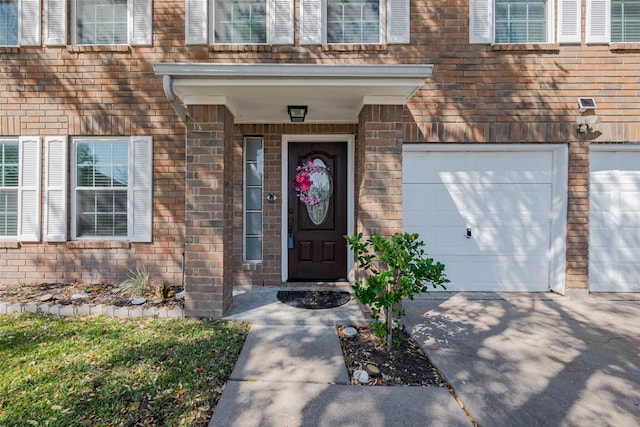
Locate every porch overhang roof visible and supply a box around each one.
[153,63,432,124]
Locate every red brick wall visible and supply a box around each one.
[2,0,638,290]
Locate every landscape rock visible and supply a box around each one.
[131,298,146,305]
[71,292,89,300]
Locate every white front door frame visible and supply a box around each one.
[281,134,355,283]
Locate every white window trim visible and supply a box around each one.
[0,138,20,240]
[321,0,386,45]
[470,0,556,44]
[243,137,263,263]
[71,136,152,242]
[70,0,152,46]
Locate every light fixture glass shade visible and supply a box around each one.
[288,106,307,122]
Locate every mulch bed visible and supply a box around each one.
[0,282,184,310]
[338,325,450,387]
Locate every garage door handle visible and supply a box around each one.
[466,228,472,238]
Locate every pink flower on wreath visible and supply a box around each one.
[294,158,330,206]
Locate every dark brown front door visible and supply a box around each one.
[288,142,347,281]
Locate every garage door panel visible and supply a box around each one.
[590,149,640,292]
[434,256,549,292]
[404,151,553,184]
[403,147,561,292]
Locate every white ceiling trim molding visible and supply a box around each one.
[154,63,433,124]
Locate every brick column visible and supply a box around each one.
[356,104,404,238]
[184,105,234,317]
[565,140,589,294]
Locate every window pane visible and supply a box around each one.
[246,212,262,235]
[0,142,18,187]
[495,0,547,43]
[612,0,640,42]
[0,189,17,236]
[327,0,380,44]
[246,163,263,186]
[215,0,267,43]
[76,142,128,187]
[245,236,262,261]
[0,0,18,46]
[76,189,128,237]
[246,187,262,210]
[77,0,128,45]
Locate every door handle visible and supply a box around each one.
[466,227,472,238]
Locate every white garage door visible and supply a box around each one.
[590,147,640,292]
[403,145,567,292]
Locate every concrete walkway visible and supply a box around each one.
[210,286,470,426]
[211,287,640,427]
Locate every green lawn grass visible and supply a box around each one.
[0,312,249,426]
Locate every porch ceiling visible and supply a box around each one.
[153,63,433,124]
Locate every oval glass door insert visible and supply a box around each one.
[305,158,333,225]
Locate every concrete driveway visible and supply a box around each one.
[403,292,640,427]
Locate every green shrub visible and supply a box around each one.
[345,232,449,351]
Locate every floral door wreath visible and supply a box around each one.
[294,158,333,206]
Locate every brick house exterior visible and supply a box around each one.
[1,0,638,317]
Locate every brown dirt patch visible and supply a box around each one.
[338,325,450,387]
[0,282,184,310]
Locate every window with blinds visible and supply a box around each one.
[0,0,18,46]
[612,0,640,41]
[495,0,548,43]
[0,141,18,237]
[215,0,267,43]
[327,0,380,44]
[76,0,128,44]
[75,140,129,238]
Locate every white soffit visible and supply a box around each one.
[153,63,433,123]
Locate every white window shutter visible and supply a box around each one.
[44,137,67,242]
[387,0,410,43]
[129,136,153,242]
[18,136,41,242]
[45,0,66,45]
[130,0,153,45]
[186,0,208,44]
[300,0,322,44]
[19,0,41,46]
[558,0,581,43]
[469,0,493,44]
[271,0,293,44]
[587,0,610,43]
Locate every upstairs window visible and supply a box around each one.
[327,0,381,44]
[0,0,18,46]
[0,0,40,46]
[470,0,553,43]
[214,0,267,43]
[186,0,409,45]
[494,0,548,43]
[75,0,127,44]
[587,0,640,43]
[611,0,640,41]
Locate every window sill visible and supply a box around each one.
[0,241,20,249]
[209,44,273,52]
[491,43,560,52]
[322,44,388,52]
[67,45,131,53]
[67,241,132,250]
[610,43,640,51]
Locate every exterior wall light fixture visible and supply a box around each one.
[288,106,307,123]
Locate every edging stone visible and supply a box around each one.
[0,300,185,319]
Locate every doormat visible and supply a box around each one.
[276,290,351,310]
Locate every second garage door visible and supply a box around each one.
[590,146,640,292]
[403,145,567,292]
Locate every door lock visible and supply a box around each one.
[466,227,472,238]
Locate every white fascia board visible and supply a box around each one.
[153,63,433,80]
